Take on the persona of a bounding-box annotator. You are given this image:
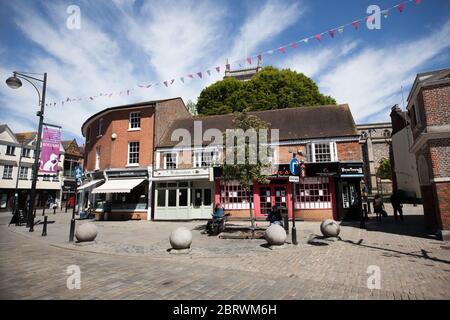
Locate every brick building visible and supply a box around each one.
[61,139,84,209]
[155,104,364,221]
[80,98,190,220]
[407,68,450,239]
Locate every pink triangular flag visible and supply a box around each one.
[290,42,297,49]
[352,21,359,29]
[315,34,322,41]
[215,66,220,73]
[188,74,194,79]
[197,72,202,79]
[278,47,286,54]
[247,57,252,65]
[366,15,374,23]
[397,3,405,12]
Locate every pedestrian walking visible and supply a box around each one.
[373,194,387,221]
[390,190,404,221]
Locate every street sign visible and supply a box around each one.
[289,176,299,183]
[74,166,83,184]
[290,158,300,175]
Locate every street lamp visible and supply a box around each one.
[6,71,47,232]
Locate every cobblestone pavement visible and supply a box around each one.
[0,205,449,299]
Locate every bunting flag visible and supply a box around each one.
[46,0,425,107]
[328,29,336,38]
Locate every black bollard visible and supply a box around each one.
[42,216,47,236]
[53,206,57,215]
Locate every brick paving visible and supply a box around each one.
[0,205,449,299]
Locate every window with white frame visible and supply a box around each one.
[129,112,140,129]
[19,167,28,180]
[6,145,15,156]
[295,177,331,209]
[98,118,103,136]
[164,152,177,169]
[308,142,337,163]
[43,175,51,181]
[220,182,252,210]
[21,148,31,158]
[128,142,139,164]
[2,165,13,179]
[193,150,218,167]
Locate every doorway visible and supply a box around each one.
[258,185,288,217]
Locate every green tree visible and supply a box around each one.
[221,112,271,234]
[197,67,336,115]
[377,158,392,180]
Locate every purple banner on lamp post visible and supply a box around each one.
[39,125,61,176]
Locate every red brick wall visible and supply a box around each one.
[84,106,155,171]
[435,182,450,230]
[421,84,450,127]
[277,145,307,163]
[429,138,450,178]
[337,141,362,161]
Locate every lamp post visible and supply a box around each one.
[6,71,47,232]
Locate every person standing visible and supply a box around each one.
[390,191,404,221]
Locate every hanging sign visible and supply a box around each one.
[39,124,61,176]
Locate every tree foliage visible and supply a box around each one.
[377,158,392,180]
[197,67,336,115]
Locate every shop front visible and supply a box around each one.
[153,167,214,220]
[90,168,151,220]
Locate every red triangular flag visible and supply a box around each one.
[278,47,286,53]
[215,66,220,73]
[290,42,297,49]
[197,72,202,79]
[397,3,405,12]
[352,21,359,29]
[328,29,336,38]
[314,34,322,41]
[247,57,252,65]
[188,74,194,79]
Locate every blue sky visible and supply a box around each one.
[1,0,449,143]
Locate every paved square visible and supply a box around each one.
[0,205,449,299]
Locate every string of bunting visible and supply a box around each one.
[46,0,422,107]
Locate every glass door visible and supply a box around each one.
[259,187,272,215]
[274,187,287,208]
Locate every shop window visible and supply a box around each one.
[220,182,252,210]
[179,188,188,206]
[128,142,139,165]
[6,145,15,156]
[53,175,59,182]
[295,177,331,209]
[2,165,13,179]
[164,153,177,169]
[204,189,212,206]
[43,175,51,181]
[157,189,166,207]
[129,112,140,129]
[19,167,28,180]
[307,142,337,163]
[168,189,177,207]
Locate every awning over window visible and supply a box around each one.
[77,179,104,191]
[92,178,145,194]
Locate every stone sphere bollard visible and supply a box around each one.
[169,227,192,250]
[75,223,98,242]
[320,219,340,238]
[265,224,287,246]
